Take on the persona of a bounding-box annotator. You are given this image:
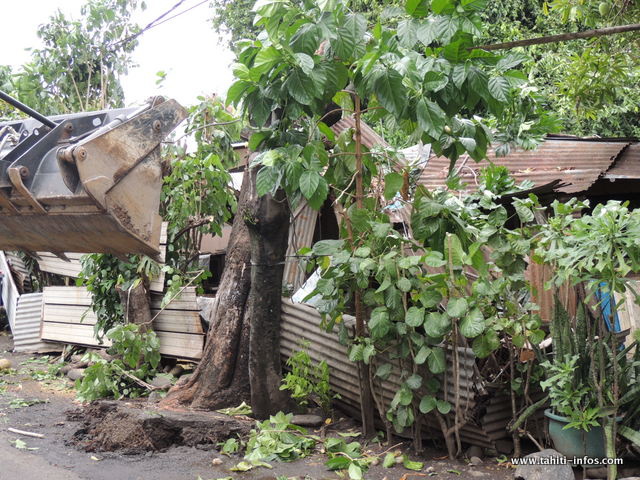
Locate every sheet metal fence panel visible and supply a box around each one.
[280,298,514,449]
[283,203,318,292]
[12,293,58,353]
[0,251,19,332]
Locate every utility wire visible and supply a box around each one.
[111,0,209,49]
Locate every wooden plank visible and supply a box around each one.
[42,322,203,359]
[150,287,198,310]
[41,322,110,347]
[44,286,93,306]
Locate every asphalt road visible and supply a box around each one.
[0,441,84,480]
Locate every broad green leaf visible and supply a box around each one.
[333,13,366,60]
[419,395,437,413]
[285,68,317,105]
[461,0,488,10]
[248,131,271,151]
[294,52,314,74]
[384,172,404,200]
[256,166,280,196]
[376,363,393,379]
[405,0,429,17]
[405,306,425,327]
[434,15,459,43]
[373,68,407,117]
[252,46,281,74]
[423,71,448,92]
[452,63,468,88]
[472,330,501,358]
[383,453,396,468]
[446,233,466,266]
[431,0,454,14]
[299,170,321,199]
[416,98,446,138]
[420,289,442,308]
[488,76,510,102]
[428,346,446,374]
[446,297,468,317]
[424,312,450,337]
[307,176,328,210]
[460,307,485,338]
[312,239,344,255]
[436,399,452,414]
[290,23,320,55]
[414,346,431,364]
[397,277,412,292]
[406,373,422,390]
[403,457,424,471]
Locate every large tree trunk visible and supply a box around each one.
[162,170,252,410]
[162,166,291,416]
[245,168,291,419]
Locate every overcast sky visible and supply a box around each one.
[1,0,236,108]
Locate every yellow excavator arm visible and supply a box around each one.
[0,93,187,259]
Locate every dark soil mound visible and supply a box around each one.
[70,401,252,454]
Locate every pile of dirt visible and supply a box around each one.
[70,401,252,454]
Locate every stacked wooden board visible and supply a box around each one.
[40,286,205,360]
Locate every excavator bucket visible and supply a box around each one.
[0,96,187,258]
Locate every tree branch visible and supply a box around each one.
[474,23,640,51]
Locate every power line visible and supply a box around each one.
[112,0,209,49]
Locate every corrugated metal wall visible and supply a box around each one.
[0,251,19,332]
[280,298,517,449]
[12,293,58,353]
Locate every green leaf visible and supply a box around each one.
[397,277,412,292]
[406,373,422,390]
[307,177,328,210]
[299,170,321,199]
[424,312,450,338]
[373,68,407,117]
[472,330,501,358]
[437,400,452,414]
[420,289,442,308]
[285,69,317,105]
[414,346,430,364]
[248,131,271,151]
[460,307,485,338]
[226,80,250,106]
[312,239,344,255]
[431,0,454,14]
[434,15,459,43]
[252,46,281,74]
[405,306,425,327]
[383,452,396,468]
[446,297,468,317]
[428,346,446,374]
[376,363,393,380]
[416,98,446,138]
[488,76,510,102]
[384,172,404,200]
[294,52,314,74]
[403,457,424,471]
[333,13,366,60]
[446,233,466,266]
[256,166,280,196]
[326,456,351,470]
[419,395,437,413]
[348,461,363,479]
[405,0,429,17]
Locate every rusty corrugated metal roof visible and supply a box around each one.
[330,117,390,150]
[419,139,630,194]
[604,144,640,180]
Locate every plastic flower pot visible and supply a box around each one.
[544,409,610,459]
